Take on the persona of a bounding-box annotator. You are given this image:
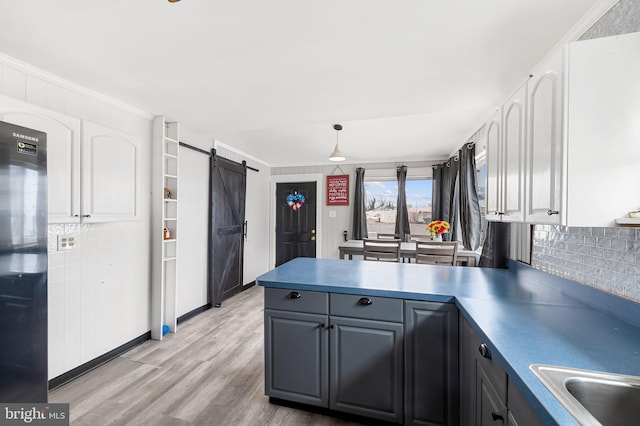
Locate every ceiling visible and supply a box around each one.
[0,0,603,167]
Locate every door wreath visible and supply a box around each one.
[286,192,305,211]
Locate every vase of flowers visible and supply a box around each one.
[427,220,450,241]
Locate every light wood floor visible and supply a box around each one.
[50,286,365,426]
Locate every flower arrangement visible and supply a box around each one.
[427,220,450,236]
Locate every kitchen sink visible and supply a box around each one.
[530,364,640,426]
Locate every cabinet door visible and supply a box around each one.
[405,301,458,426]
[477,365,507,426]
[330,316,403,423]
[485,110,502,221]
[501,83,527,222]
[459,316,477,426]
[0,97,81,223]
[526,49,564,224]
[82,121,141,222]
[264,309,328,407]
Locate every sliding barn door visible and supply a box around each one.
[210,155,246,307]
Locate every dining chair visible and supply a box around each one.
[377,233,403,239]
[414,240,459,265]
[363,238,402,262]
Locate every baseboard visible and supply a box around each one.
[48,331,151,391]
[242,281,256,291]
[177,303,212,325]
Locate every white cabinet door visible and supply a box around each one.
[485,110,502,221]
[526,49,564,224]
[82,121,141,222]
[501,84,527,222]
[566,32,640,226]
[0,97,81,223]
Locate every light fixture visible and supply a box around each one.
[168,0,181,3]
[329,124,346,162]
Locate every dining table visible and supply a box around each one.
[338,239,479,266]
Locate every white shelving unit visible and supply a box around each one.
[152,116,179,340]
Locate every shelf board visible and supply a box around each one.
[615,217,640,227]
[163,257,177,261]
[164,174,178,179]
[164,217,177,221]
[163,238,177,243]
[165,136,179,144]
[164,153,178,159]
[164,198,178,202]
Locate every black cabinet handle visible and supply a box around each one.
[329,324,335,329]
[358,297,373,306]
[547,209,559,216]
[82,214,91,218]
[478,343,492,360]
[287,291,301,299]
[491,412,504,422]
[320,323,325,329]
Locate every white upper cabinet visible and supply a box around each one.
[82,121,141,222]
[0,96,81,223]
[0,95,142,223]
[525,49,564,224]
[565,32,640,226]
[501,83,527,222]
[485,110,502,221]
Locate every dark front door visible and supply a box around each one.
[210,155,246,307]
[276,182,317,266]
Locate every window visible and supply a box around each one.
[364,178,433,237]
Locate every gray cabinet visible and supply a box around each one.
[330,316,404,423]
[264,289,403,423]
[264,309,328,406]
[264,288,329,407]
[405,301,458,426]
[459,315,544,426]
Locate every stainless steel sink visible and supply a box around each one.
[530,364,640,426]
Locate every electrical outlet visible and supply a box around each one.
[57,236,77,251]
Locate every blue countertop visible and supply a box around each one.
[257,257,640,426]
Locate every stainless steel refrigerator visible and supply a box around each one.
[0,120,48,402]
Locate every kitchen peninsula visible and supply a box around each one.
[257,258,640,425]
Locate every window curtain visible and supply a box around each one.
[459,142,482,250]
[395,165,410,240]
[447,156,460,242]
[431,158,457,231]
[352,167,368,240]
[431,143,481,249]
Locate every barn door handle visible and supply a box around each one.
[358,297,373,306]
[243,221,248,238]
[287,291,301,299]
[491,412,504,422]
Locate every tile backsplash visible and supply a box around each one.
[532,225,640,303]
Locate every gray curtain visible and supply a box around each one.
[431,162,451,221]
[395,165,410,240]
[459,142,482,250]
[352,167,368,240]
[447,156,460,242]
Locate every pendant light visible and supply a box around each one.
[329,124,346,162]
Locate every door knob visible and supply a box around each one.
[311,229,316,234]
[311,236,316,241]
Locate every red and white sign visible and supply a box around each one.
[327,175,349,206]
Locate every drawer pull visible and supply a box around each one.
[287,291,301,299]
[491,412,504,422]
[478,343,492,360]
[547,209,559,216]
[358,297,373,306]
